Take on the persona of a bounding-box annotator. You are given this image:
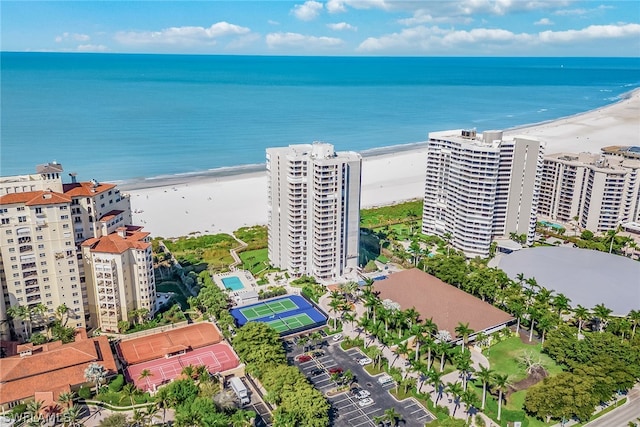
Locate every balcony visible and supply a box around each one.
[18,236,31,244]
[19,245,33,253]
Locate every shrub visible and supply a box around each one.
[108,374,125,392]
[10,403,27,415]
[77,386,92,399]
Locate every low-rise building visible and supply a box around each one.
[0,329,117,410]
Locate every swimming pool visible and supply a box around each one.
[222,276,245,291]
[539,220,564,230]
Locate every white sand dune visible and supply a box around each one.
[122,89,640,238]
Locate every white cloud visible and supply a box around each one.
[326,0,347,13]
[534,18,554,26]
[291,1,323,21]
[55,32,90,43]
[266,32,343,49]
[114,22,251,46]
[76,44,108,52]
[268,20,280,25]
[539,23,640,43]
[554,8,587,16]
[398,10,473,26]
[357,22,639,53]
[327,22,358,31]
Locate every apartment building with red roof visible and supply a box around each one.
[0,329,117,410]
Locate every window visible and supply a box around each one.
[1,218,9,225]
[12,265,18,270]
[5,230,11,234]
[8,248,15,252]
[60,215,69,220]
[13,273,19,278]
[68,260,74,265]
[0,208,7,213]
[15,289,22,293]
[17,207,25,211]
[63,224,69,229]
[43,278,49,282]
[7,239,13,243]
[60,206,67,210]
[39,253,45,258]
[40,261,46,266]
[73,300,80,305]
[45,293,52,298]
[18,216,26,223]
[35,207,42,214]
[38,244,44,249]
[10,256,16,261]
[42,269,48,274]
[72,292,78,297]
[37,236,43,240]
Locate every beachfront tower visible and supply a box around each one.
[539,152,640,232]
[0,162,153,341]
[422,130,545,258]
[267,143,362,280]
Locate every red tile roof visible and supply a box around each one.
[82,225,150,254]
[373,268,514,339]
[0,333,117,405]
[63,182,116,197]
[0,190,71,206]
[99,210,124,222]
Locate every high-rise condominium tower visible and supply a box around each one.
[539,152,640,232]
[422,130,545,258]
[267,143,361,280]
[0,162,154,340]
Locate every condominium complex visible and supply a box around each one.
[0,162,154,340]
[267,143,362,280]
[82,226,156,333]
[422,130,545,258]
[539,152,640,232]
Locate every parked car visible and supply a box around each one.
[349,387,363,396]
[312,350,324,357]
[328,367,344,375]
[298,355,312,362]
[332,333,343,342]
[358,398,374,407]
[356,390,371,399]
[310,368,324,376]
[357,357,373,366]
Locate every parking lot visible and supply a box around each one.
[288,336,434,427]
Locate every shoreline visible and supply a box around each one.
[124,88,640,238]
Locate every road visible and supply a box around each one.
[585,386,640,427]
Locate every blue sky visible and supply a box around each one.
[2,1,639,56]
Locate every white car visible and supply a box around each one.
[356,390,371,399]
[357,357,373,366]
[332,333,343,341]
[358,398,374,407]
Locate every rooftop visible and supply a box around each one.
[497,246,640,316]
[62,181,116,197]
[0,331,117,405]
[373,268,513,339]
[82,225,150,254]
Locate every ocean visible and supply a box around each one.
[2,53,639,182]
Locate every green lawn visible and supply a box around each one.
[485,336,563,382]
[239,248,269,275]
[360,200,423,229]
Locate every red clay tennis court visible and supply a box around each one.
[118,323,222,365]
[125,342,240,392]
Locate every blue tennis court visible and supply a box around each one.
[230,295,327,336]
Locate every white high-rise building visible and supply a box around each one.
[539,153,640,232]
[267,143,362,280]
[0,162,153,340]
[422,130,545,258]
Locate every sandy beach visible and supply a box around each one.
[122,89,640,238]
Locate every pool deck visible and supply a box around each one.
[212,270,258,299]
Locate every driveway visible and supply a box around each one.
[289,338,434,426]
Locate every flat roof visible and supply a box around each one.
[373,269,513,339]
[497,247,640,315]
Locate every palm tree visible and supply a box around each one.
[155,387,171,426]
[536,313,555,344]
[454,322,474,353]
[138,369,154,390]
[462,390,480,424]
[181,364,196,379]
[84,362,108,393]
[7,304,31,339]
[476,364,493,410]
[629,309,640,339]
[369,346,383,369]
[26,400,44,420]
[446,381,464,416]
[593,303,612,333]
[428,369,445,405]
[393,341,409,368]
[573,305,590,336]
[55,303,71,326]
[492,373,510,421]
[552,293,571,316]
[120,383,139,407]
[383,407,403,427]
[58,391,75,409]
[454,352,474,391]
[606,225,621,254]
[62,404,83,427]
